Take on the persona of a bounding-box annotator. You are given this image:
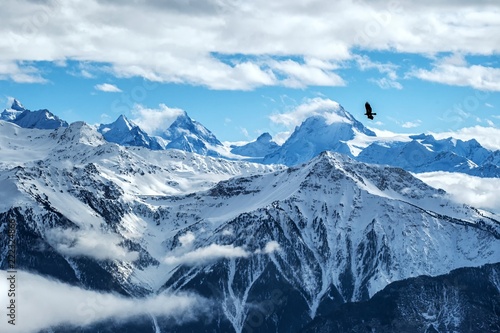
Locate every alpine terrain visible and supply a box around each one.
[0,99,499,333]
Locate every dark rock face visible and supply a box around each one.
[301,263,500,333]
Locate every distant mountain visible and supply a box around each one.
[0,99,68,129]
[98,115,162,150]
[358,134,500,177]
[231,132,279,157]
[263,104,376,166]
[159,111,224,156]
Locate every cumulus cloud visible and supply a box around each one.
[269,59,345,88]
[46,228,139,262]
[269,98,346,128]
[415,172,500,214]
[131,103,185,135]
[1,1,498,89]
[0,270,205,333]
[94,83,122,93]
[0,61,47,83]
[408,55,500,91]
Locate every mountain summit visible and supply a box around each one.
[98,115,162,150]
[231,132,279,157]
[264,104,375,166]
[159,110,224,156]
[11,98,26,111]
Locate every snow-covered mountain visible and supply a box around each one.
[263,103,376,166]
[98,115,163,150]
[358,133,500,177]
[0,120,498,332]
[230,132,279,158]
[158,110,225,156]
[0,99,68,129]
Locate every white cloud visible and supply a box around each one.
[429,125,500,150]
[1,1,499,89]
[240,127,250,138]
[415,172,500,214]
[0,61,47,83]
[255,241,281,254]
[165,241,281,266]
[0,270,205,333]
[95,83,122,93]
[178,231,196,247]
[131,103,185,135]
[408,55,500,91]
[273,130,292,145]
[486,119,495,126]
[269,98,346,128]
[356,55,402,89]
[46,228,139,262]
[165,243,250,265]
[485,103,494,108]
[401,120,422,128]
[269,59,345,88]
[370,77,403,90]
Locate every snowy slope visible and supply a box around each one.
[153,152,500,332]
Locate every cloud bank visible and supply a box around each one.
[415,171,500,214]
[0,270,206,333]
[0,0,498,89]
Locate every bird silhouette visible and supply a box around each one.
[364,102,376,120]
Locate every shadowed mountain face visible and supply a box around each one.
[301,263,500,333]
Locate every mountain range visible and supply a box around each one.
[0,99,499,332]
[3,99,498,177]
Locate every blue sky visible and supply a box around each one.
[1,0,499,145]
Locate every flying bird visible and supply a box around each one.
[364,102,376,120]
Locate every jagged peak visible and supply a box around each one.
[11,99,26,111]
